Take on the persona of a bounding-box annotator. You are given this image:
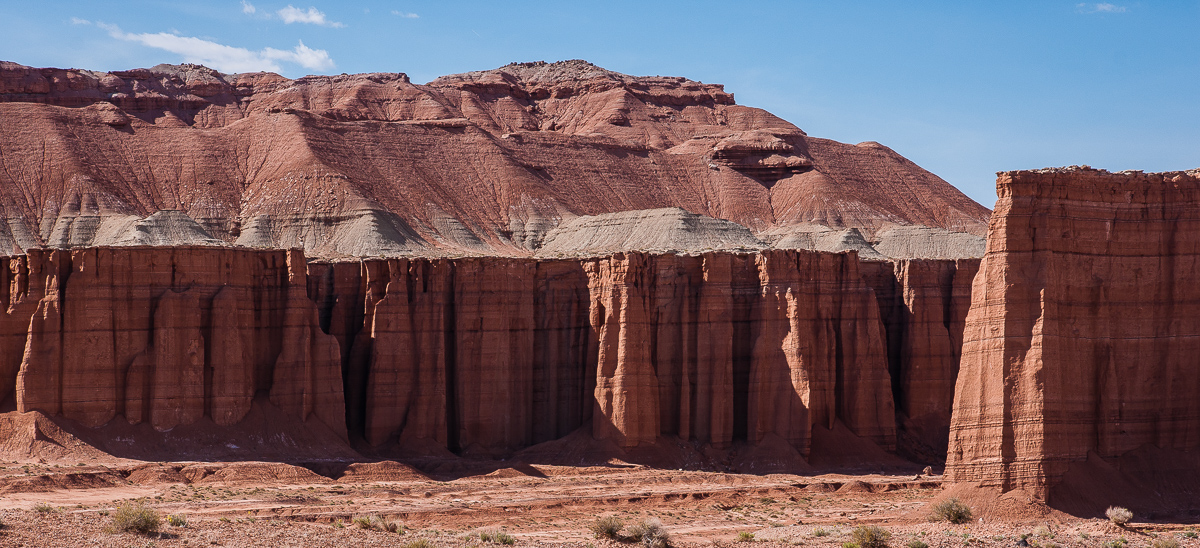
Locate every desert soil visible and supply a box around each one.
[0,459,1194,548]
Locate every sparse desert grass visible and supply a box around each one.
[474,528,515,545]
[813,528,830,537]
[403,540,435,548]
[906,540,929,548]
[736,531,755,542]
[32,503,56,513]
[1102,536,1128,548]
[930,497,973,524]
[111,502,161,535]
[352,514,402,533]
[589,516,623,539]
[1106,506,1133,526]
[628,518,670,548]
[1151,538,1181,548]
[850,525,890,548]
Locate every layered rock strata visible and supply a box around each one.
[314,249,898,456]
[861,258,979,462]
[7,247,345,436]
[946,168,1200,498]
[0,60,990,257]
[0,246,993,462]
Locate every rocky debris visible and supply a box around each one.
[0,60,990,258]
[946,167,1200,500]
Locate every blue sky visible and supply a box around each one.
[1,1,1197,207]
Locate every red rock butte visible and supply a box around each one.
[2,59,1198,519]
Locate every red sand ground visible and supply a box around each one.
[0,456,1196,547]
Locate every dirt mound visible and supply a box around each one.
[338,461,430,482]
[0,470,128,494]
[0,411,116,464]
[923,482,1063,524]
[835,480,873,493]
[187,462,333,486]
[126,463,187,485]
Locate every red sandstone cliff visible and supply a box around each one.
[0,245,984,465]
[946,168,1200,505]
[8,247,345,437]
[861,258,979,462]
[0,60,989,257]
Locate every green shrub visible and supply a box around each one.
[32,503,56,513]
[1106,506,1133,526]
[1102,537,1128,548]
[906,541,929,548]
[590,516,624,539]
[813,528,830,537]
[736,531,755,542]
[851,525,891,548]
[111,502,161,535]
[352,515,373,529]
[403,540,435,548]
[166,514,187,527]
[930,498,973,524]
[842,543,860,548]
[1151,538,1180,548]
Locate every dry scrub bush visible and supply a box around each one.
[930,498,973,524]
[111,502,161,535]
[403,540,435,548]
[850,525,891,548]
[354,515,402,533]
[906,540,929,548]
[590,516,624,539]
[1151,538,1181,548]
[166,514,187,527]
[628,518,670,548]
[1106,506,1133,526]
[476,528,516,545]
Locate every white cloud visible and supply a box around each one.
[391,10,419,18]
[241,1,257,15]
[98,23,334,73]
[1076,3,1127,13]
[277,5,344,27]
[70,17,90,25]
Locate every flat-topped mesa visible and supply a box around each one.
[947,167,1200,508]
[0,60,989,259]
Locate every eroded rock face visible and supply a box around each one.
[0,244,977,463]
[946,168,1200,498]
[9,247,346,437]
[0,60,989,258]
[318,249,899,456]
[861,258,979,462]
